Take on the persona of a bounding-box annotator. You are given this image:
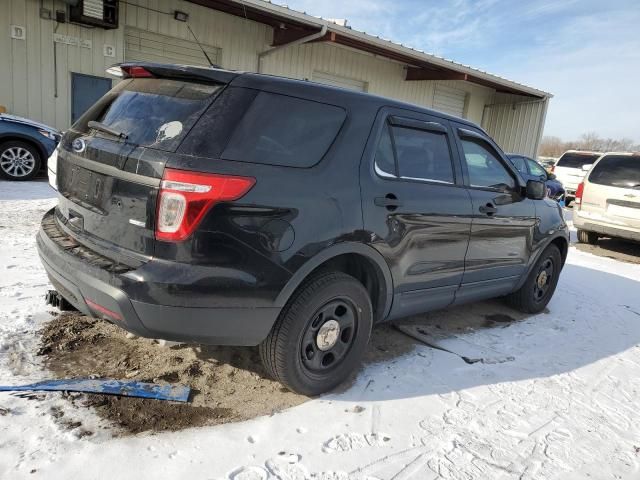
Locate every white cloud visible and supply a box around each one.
[283,0,640,142]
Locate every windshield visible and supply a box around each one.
[588,155,640,188]
[77,78,222,152]
[556,152,600,169]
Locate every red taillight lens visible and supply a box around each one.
[121,66,154,78]
[156,168,255,242]
[574,182,585,207]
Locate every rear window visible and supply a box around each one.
[556,152,600,168]
[76,78,222,152]
[221,92,346,167]
[588,155,640,188]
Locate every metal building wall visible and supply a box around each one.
[260,41,496,124]
[0,0,124,130]
[481,93,549,157]
[1,0,546,150]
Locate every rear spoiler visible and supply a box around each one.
[107,62,241,85]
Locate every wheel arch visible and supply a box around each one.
[0,134,48,168]
[276,243,394,323]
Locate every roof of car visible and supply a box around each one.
[119,62,485,132]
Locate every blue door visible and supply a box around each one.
[71,73,113,124]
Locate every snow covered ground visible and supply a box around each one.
[2,179,640,479]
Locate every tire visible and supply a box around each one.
[564,197,573,207]
[577,229,598,245]
[505,244,562,314]
[260,271,373,396]
[0,140,42,181]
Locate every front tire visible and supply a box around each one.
[260,272,373,396]
[0,141,42,181]
[577,229,598,245]
[505,244,562,314]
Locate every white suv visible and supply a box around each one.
[574,152,640,244]
[553,150,602,204]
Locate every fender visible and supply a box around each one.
[513,232,569,291]
[275,241,394,321]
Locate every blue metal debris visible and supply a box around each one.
[0,379,190,402]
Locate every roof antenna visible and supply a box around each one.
[186,23,216,68]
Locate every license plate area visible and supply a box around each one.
[607,201,640,220]
[60,165,110,213]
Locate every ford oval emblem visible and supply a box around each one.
[72,138,86,153]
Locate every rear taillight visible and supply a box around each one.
[156,168,255,242]
[574,182,585,207]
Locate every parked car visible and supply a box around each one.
[574,152,640,244]
[538,156,558,173]
[0,113,61,181]
[507,154,565,202]
[37,63,569,395]
[552,150,602,205]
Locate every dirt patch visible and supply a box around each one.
[38,313,416,435]
[574,238,640,264]
[38,313,306,434]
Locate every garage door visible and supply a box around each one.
[433,84,466,118]
[312,71,367,92]
[125,27,221,67]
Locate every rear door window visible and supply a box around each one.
[76,78,222,152]
[374,119,455,184]
[222,92,346,167]
[556,152,600,168]
[588,155,640,188]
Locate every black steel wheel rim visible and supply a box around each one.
[533,257,555,302]
[300,298,358,372]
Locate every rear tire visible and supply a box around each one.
[505,244,562,314]
[577,229,598,245]
[260,271,373,396]
[0,140,42,181]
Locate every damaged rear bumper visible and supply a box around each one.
[36,208,280,345]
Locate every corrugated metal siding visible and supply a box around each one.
[124,27,221,66]
[1,0,546,148]
[312,71,368,92]
[482,93,549,157]
[0,0,123,130]
[432,84,466,117]
[122,0,270,71]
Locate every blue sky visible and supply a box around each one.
[282,0,640,142]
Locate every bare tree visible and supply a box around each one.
[539,134,640,158]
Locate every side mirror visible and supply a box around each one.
[548,173,557,180]
[526,180,546,200]
[582,164,593,171]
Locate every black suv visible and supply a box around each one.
[37,63,568,395]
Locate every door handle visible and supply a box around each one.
[479,203,497,215]
[375,194,402,210]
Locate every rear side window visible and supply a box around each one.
[76,78,222,152]
[588,155,640,187]
[222,92,346,167]
[374,121,455,184]
[556,152,600,168]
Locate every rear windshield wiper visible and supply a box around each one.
[88,120,128,140]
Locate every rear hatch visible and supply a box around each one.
[55,65,230,260]
[554,151,601,190]
[581,154,640,229]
